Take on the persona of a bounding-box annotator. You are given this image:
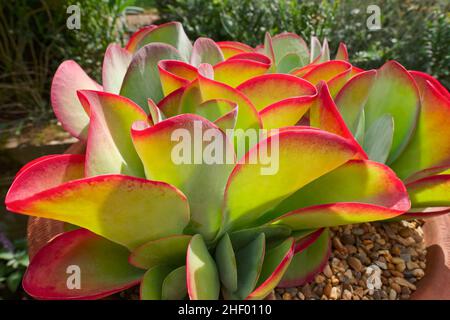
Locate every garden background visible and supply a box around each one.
[0,0,449,299]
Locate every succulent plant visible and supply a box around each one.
[4,22,449,300]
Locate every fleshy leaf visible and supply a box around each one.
[217,41,254,59]
[335,70,377,134]
[233,233,265,299]
[335,42,349,61]
[259,96,315,130]
[132,114,235,240]
[191,38,224,67]
[279,229,330,287]
[186,234,220,300]
[229,225,291,250]
[6,175,190,249]
[213,59,270,88]
[391,80,450,179]
[120,43,182,110]
[23,229,144,300]
[158,60,197,96]
[364,61,420,163]
[161,266,187,300]
[410,70,450,101]
[158,86,185,117]
[246,237,295,300]
[77,90,147,177]
[129,235,192,269]
[236,74,316,111]
[102,44,132,94]
[268,159,410,225]
[223,128,358,231]
[363,114,394,164]
[194,99,237,122]
[6,154,85,204]
[51,60,102,140]
[148,99,164,124]
[277,53,302,73]
[140,265,172,300]
[270,32,309,68]
[309,82,368,159]
[125,25,157,53]
[302,60,352,85]
[310,36,322,63]
[128,22,192,61]
[215,234,238,292]
[407,175,450,208]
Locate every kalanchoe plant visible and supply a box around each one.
[4,22,449,300]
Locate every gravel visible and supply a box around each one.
[276,220,427,300]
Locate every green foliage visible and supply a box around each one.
[0,238,29,297]
[0,0,131,134]
[155,0,449,87]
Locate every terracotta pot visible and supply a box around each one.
[25,142,450,300]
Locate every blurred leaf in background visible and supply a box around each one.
[0,237,29,299]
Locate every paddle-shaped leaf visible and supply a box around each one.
[191,38,225,67]
[162,266,187,300]
[215,234,238,292]
[102,44,132,94]
[363,114,394,164]
[140,265,172,300]
[23,229,144,300]
[279,229,330,287]
[186,234,220,300]
[7,175,190,249]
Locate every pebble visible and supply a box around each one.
[348,257,364,272]
[394,277,417,290]
[412,268,425,278]
[389,289,397,300]
[323,264,333,278]
[342,289,352,300]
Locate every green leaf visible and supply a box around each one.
[161,266,187,300]
[7,271,22,292]
[140,265,172,300]
[186,234,220,300]
[363,114,394,164]
[229,225,291,250]
[215,234,238,292]
[234,233,265,299]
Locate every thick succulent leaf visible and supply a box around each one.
[236,74,316,111]
[6,175,189,249]
[194,99,237,122]
[217,41,254,59]
[290,63,316,78]
[268,159,409,225]
[191,38,224,67]
[51,60,102,140]
[229,225,291,250]
[186,234,220,300]
[404,165,450,184]
[147,99,164,124]
[6,154,85,204]
[132,114,234,240]
[270,32,309,68]
[214,107,238,131]
[213,59,270,88]
[391,80,450,179]
[215,234,238,292]
[309,82,368,159]
[77,90,147,177]
[120,43,182,110]
[292,228,324,251]
[277,53,302,73]
[310,36,322,63]
[335,42,349,61]
[228,52,271,64]
[364,61,420,163]
[410,70,450,101]
[223,128,358,231]
[128,22,192,61]
[354,110,366,145]
[363,114,394,164]
[162,266,187,300]
[407,175,450,208]
[327,69,353,97]
[158,60,197,96]
[246,237,295,300]
[279,229,330,287]
[233,233,265,299]
[140,265,172,300]
[23,229,144,300]
[335,70,376,134]
[399,206,450,220]
[302,61,352,85]
[158,86,185,117]
[125,25,157,52]
[259,96,315,130]
[129,235,192,269]
[102,44,132,94]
